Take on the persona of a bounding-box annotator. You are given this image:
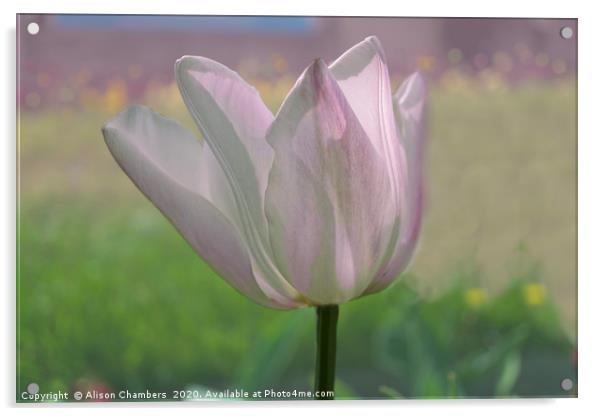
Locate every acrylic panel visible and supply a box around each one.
[16,14,577,402]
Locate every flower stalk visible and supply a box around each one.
[314,305,339,400]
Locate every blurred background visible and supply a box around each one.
[17,15,577,400]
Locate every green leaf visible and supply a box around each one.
[494,351,522,396]
[378,385,404,399]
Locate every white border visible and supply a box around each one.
[6,0,589,17]
[3,0,599,415]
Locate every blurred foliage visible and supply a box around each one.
[367,279,574,398]
[17,198,575,401]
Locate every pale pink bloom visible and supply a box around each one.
[102,36,426,309]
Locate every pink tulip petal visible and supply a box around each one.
[102,105,298,309]
[265,59,397,304]
[330,36,406,212]
[364,72,427,294]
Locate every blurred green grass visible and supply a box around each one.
[17,78,577,400]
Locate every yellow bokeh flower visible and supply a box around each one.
[417,55,436,72]
[464,288,486,308]
[523,283,546,306]
[103,79,128,114]
[271,54,288,74]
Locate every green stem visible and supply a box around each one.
[314,305,339,400]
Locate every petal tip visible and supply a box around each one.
[175,55,199,68]
[303,57,336,92]
[408,71,426,88]
[396,72,427,108]
[101,105,172,147]
[101,105,134,135]
[329,35,388,80]
[364,35,384,53]
[356,35,386,62]
[174,55,208,78]
[174,55,244,90]
[309,57,328,71]
[174,55,197,76]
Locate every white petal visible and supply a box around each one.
[102,105,298,309]
[265,59,397,304]
[364,73,427,294]
[175,55,274,196]
[175,56,300,302]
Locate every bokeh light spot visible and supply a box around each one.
[447,48,463,65]
[417,55,436,72]
[103,79,129,114]
[464,288,486,308]
[271,53,288,74]
[523,283,546,306]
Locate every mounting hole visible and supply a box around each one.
[560,26,573,40]
[27,22,40,35]
[27,383,39,394]
[561,378,574,391]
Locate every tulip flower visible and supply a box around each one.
[102,35,426,399]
